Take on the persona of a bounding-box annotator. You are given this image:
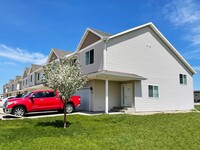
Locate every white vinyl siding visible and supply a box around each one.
[79,41,104,75]
[106,26,194,112]
[35,70,44,85]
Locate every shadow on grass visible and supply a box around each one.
[36,120,72,128]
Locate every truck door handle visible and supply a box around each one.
[40,99,44,101]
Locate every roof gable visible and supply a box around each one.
[47,49,72,63]
[29,68,33,74]
[46,50,59,63]
[15,76,21,81]
[22,68,29,79]
[53,49,71,57]
[79,31,101,50]
[49,52,58,62]
[108,22,196,74]
[28,64,42,74]
[76,28,111,52]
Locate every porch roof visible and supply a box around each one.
[87,70,147,81]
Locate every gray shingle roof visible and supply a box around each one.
[9,79,14,84]
[30,64,42,72]
[52,48,72,58]
[15,76,22,81]
[90,28,112,37]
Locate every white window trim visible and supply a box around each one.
[37,72,40,81]
[179,74,187,86]
[148,84,159,99]
[85,49,94,65]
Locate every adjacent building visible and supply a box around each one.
[194,91,200,102]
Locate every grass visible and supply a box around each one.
[1,113,200,150]
[195,105,200,111]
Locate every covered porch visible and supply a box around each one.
[87,70,147,113]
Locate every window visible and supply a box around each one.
[33,92,44,98]
[37,73,40,81]
[31,75,33,82]
[85,49,94,65]
[72,59,77,66]
[26,79,27,85]
[148,85,159,98]
[23,81,25,86]
[179,74,187,85]
[45,92,56,97]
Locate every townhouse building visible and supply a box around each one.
[2,22,196,113]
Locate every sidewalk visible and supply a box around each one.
[0,107,5,120]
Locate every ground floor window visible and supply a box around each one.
[148,85,159,98]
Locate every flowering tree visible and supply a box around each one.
[42,55,87,128]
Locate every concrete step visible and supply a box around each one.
[125,108,135,114]
[110,107,135,113]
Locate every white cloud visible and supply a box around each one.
[163,0,200,59]
[163,0,200,26]
[0,44,47,65]
[183,49,200,60]
[185,35,200,45]
[3,62,17,66]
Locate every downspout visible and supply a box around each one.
[103,38,109,71]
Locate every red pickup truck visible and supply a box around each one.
[3,90,80,116]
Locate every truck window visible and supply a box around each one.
[45,92,56,98]
[33,92,44,98]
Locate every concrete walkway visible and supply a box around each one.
[0,106,197,120]
[0,107,124,120]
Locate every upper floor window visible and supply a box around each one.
[85,49,94,65]
[37,73,40,81]
[31,75,33,82]
[26,79,28,85]
[179,74,187,85]
[23,80,25,86]
[148,85,159,98]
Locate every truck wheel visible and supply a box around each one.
[66,103,74,113]
[13,106,25,117]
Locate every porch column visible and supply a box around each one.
[105,78,109,114]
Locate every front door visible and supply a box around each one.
[121,83,133,107]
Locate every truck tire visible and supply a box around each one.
[66,103,74,113]
[13,106,26,117]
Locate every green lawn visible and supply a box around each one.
[195,105,200,111]
[1,113,200,150]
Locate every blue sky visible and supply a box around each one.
[0,0,200,93]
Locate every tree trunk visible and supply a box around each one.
[63,101,67,128]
